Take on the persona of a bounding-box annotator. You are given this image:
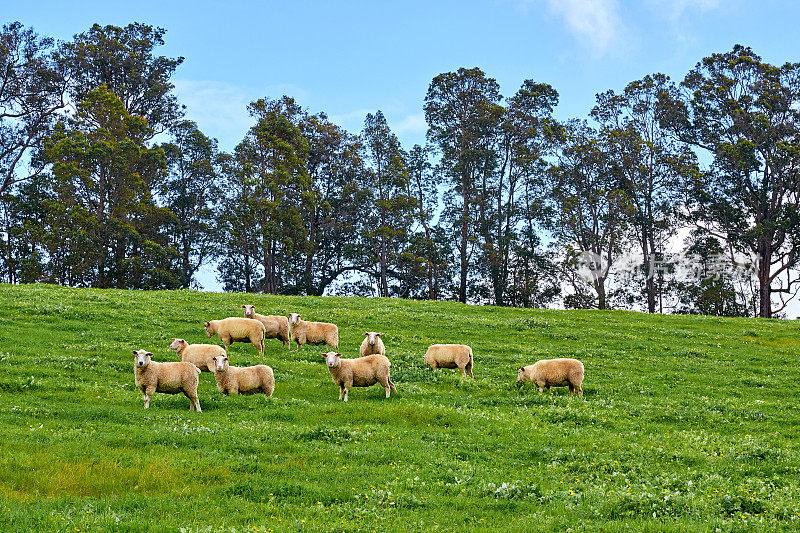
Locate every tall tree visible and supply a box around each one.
[56,22,183,136]
[592,74,694,313]
[362,111,415,297]
[42,85,178,288]
[664,45,800,317]
[162,120,221,288]
[424,67,503,303]
[548,121,627,309]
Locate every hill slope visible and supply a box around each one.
[0,284,798,531]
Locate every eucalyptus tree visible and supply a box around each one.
[56,22,183,136]
[592,74,694,313]
[664,45,800,317]
[548,120,627,309]
[424,67,503,303]
[162,120,222,288]
[362,110,415,297]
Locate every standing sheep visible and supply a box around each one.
[323,352,396,402]
[288,313,338,348]
[168,338,225,372]
[132,349,201,411]
[517,358,584,396]
[242,305,291,349]
[211,355,274,397]
[359,332,385,357]
[204,317,266,357]
[424,344,474,378]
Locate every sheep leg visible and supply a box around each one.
[569,384,575,395]
[388,379,396,392]
[459,367,467,378]
[143,394,151,408]
[338,386,344,400]
[576,386,583,397]
[186,391,201,412]
[222,336,231,351]
[343,387,349,402]
[143,386,156,408]
[379,376,391,398]
[252,338,262,357]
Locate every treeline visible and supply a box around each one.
[2,21,799,318]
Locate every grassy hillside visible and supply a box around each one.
[0,283,799,532]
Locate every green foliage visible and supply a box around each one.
[0,283,799,530]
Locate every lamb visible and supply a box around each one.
[288,313,338,348]
[204,317,266,357]
[242,305,291,349]
[132,349,201,411]
[211,355,274,397]
[517,358,584,396]
[168,338,225,372]
[424,344,474,378]
[323,351,396,402]
[359,332,385,357]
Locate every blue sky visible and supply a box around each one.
[7,0,800,153]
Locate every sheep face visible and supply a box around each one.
[324,352,341,368]
[168,338,186,351]
[517,367,525,382]
[204,322,213,337]
[133,350,153,368]
[242,305,255,318]
[289,313,301,325]
[213,355,229,372]
[365,332,380,346]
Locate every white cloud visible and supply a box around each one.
[542,0,624,56]
[392,113,427,136]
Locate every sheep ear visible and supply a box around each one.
[336,353,342,357]
[376,333,381,337]
[204,322,210,327]
[224,356,228,361]
[321,353,327,357]
[132,350,138,355]
[146,352,154,357]
[519,367,524,372]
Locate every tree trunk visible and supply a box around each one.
[596,277,607,310]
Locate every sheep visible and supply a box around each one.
[242,305,291,349]
[517,358,584,396]
[204,317,266,357]
[132,349,201,411]
[168,338,225,372]
[424,344,474,378]
[288,313,338,348]
[359,332,385,357]
[323,351,395,402]
[211,355,274,397]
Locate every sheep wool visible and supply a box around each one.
[518,358,584,396]
[323,351,395,402]
[132,349,201,411]
[204,317,266,357]
[242,305,291,349]
[424,344,474,378]
[168,338,225,372]
[288,313,338,348]
[359,332,385,357]
[211,355,274,396]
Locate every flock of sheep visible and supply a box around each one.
[132,304,585,411]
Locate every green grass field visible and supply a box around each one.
[0,283,799,532]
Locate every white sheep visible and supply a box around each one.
[424,344,474,378]
[204,317,266,357]
[211,355,274,397]
[359,332,385,357]
[288,313,338,348]
[242,305,291,349]
[517,358,584,396]
[168,338,225,372]
[323,351,395,402]
[132,349,201,411]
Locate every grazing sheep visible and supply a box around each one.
[517,358,584,396]
[242,305,291,349]
[359,332,385,357]
[132,349,201,411]
[288,313,338,348]
[168,338,225,372]
[323,351,395,402]
[211,355,274,397]
[424,344,474,378]
[204,317,265,357]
